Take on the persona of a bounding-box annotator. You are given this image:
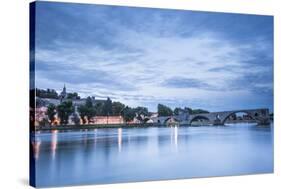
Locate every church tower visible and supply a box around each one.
[60,84,67,101]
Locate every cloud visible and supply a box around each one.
[34,2,273,112]
[163,77,211,89]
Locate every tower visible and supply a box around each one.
[60,84,67,101]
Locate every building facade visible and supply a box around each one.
[35,85,125,126]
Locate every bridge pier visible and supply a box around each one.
[212,117,224,126]
[212,121,224,126]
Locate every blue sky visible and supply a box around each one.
[34,2,273,112]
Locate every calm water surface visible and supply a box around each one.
[33,123,273,187]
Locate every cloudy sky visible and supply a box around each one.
[34,2,273,112]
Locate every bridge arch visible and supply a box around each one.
[189,115,210,125]
[221,111,256,125]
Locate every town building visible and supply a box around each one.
[35,85,126,126]
[91,116,124,124]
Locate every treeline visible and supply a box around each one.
[78,97,150,123]
[35,88,80,99]
[157,104,209,116]
[43,97,210,126]
[66,92,80,99]
[36,88,59,99]
[46,97,150,125]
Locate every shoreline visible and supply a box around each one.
[35,123,182,131]
[33,121,271,132]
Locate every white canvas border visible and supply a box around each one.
[0,0,279,188]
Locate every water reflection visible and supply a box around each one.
[51,130,58,159]
[94,128,97,148]
[170,126,178,150]
[174,126,178,148]
[32,137,41,160]
[34,124,273,187]
[118,128,122,152]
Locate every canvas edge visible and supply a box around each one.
[29,1,36,188]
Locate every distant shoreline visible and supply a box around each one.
[35,123,180,131]
[33,120,272,132]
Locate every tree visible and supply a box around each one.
[157,104,173,116]
[47,103,56,124]
[36,88,59,99]
[77,105,88,124]
[57,101,74,125]
[184,107,193,114]
[191,109,209,114]
[102,97,113,116]
[174,107,192,115]
[94,102,104,116]
[78,97,96,124]
[112,101,125,116]
[67,92,80,99]
[134,106,149,122]
[173,107,182,116]
[121,106,136,123]
[85,97,93,107]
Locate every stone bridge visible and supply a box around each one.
[150,108,270,126]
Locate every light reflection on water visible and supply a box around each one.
[32,123,273,187]
[51,130,57,159]
[118,128,122,152]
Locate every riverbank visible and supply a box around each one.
[35,123,176,131]
[34,121,271,132]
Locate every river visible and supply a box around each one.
[32,123,273,187]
